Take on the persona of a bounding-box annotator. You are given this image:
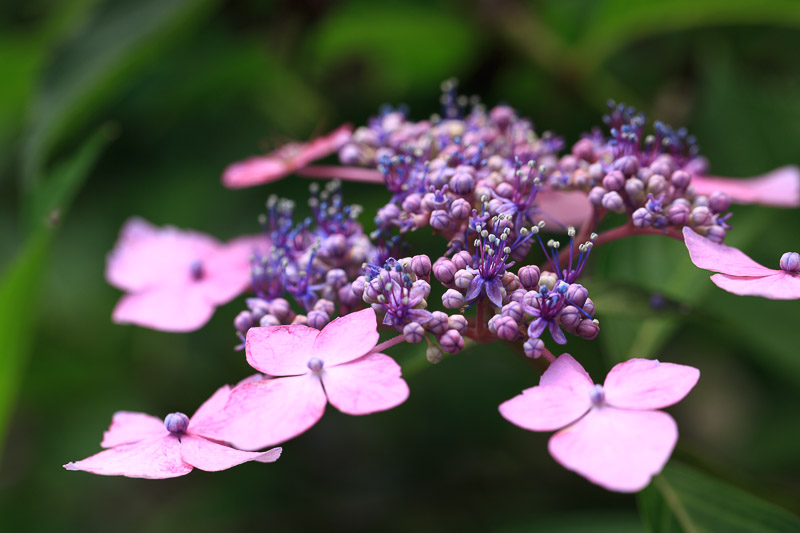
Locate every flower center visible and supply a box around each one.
[189,260,204,281]
[164,412,189,434]
[307,357,324,373]
[779,252,799,274]
[589,384,605,406]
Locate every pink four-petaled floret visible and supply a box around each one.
[63,383,281,479]
[106,217,263,332]
[683,227,800,300]
[499,353,699,492]
[202,308,410,451]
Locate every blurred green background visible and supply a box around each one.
[1,0,800,531]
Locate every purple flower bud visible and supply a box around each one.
[442,289,465,309]
[413,279,431,300]
[376,203,401,227]
[708,191,731,214]
[667,203,690,226]
[338,284,358,307]
[487,314,501,334]
[450,172,475,195]
[495,316,519,341]
[449,314,468,334]
[588,162,605,182]
[577,318,599,339]
[502,271,521,293]
[670,170,691,190]
[624,178,645,200]
[649,157,674,178]
[433,258,457,285]
[495,182,514,198]
[452,250,473,271]
[780,252,800,273]
[571,169,590,188]
[313,298,335,317]
[518,265,540,290]
[326,269,348,289]
[269,298,292,321]
[572,138,597,162]
[291,314,307,326]
[430,209,451,231]
[339,143,361,165]
[490,105,515,129]
[539,271,557,291]
[411,255,432,278]
[403,322,426,344]
[632,207,653,228]
[306,310,330,330]
[582,297,595,316]
[586,183,608,207]
[602,170,625,191]
[164,413,189,434]
[646,174,668,195]
[427,311,450,336]
[307,357,324,373]
[705,224,726,243]
[523,338,545,359]
[615,155,639,176]
[439,329,464,354]
[601,191,625,213]
[426,345,444,364]
[402,193,422,213]
[449,198,471,220]
[351,276,367,298]
[558,305,581,329]
[321,234,347,258]
[509,289,526,303]
[589,384,605,405]
[566,284,588,308]
[260,314,280,327]
[690,206,712,226]
[234,311,255,333]
[454,269,474,289]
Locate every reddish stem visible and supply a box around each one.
[372,334,407,354]
[593,222,683,246]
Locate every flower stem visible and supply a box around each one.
[372,334,407,354]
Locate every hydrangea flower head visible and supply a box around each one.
[64,384,282,478]
[683,227,800,299]
[205,308,409,450]
[499,353,699,492]
[106,218,263,332]
[222,124,353,188]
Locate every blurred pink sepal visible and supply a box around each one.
[691,166,800,208]
[222,124,353,188]
[201,308,410,451]
[499,353,699,492]
[63,384,281,479]
[107,217,264,332]
[683,227,800,300]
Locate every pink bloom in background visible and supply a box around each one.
[683,227,800,299]
[222,124,353,188]
[691,166,800,208]
[64,384,281,479]
[107,217,263,332]
[499,353,699,492]
[204,308,409,451]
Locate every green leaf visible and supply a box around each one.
[20,0,217,188]
[638,463,800,532]
[0,129,110,451]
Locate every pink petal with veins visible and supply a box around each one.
[711,272,800,300]
[179,436,281,472]
[604,359,700,410]
[691,166,800,207]
[112,287,216,332]
[683,227,770,277]
[312,308,380,367]
[499,385,591,432]
[222,124,353,188]
[322,353,409,415]
[101,412,167,448]
[539,353,594,392]
[245,325,318,376]
[548,408,677,493]
[206,374,327,451]
[64,435,192,479]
